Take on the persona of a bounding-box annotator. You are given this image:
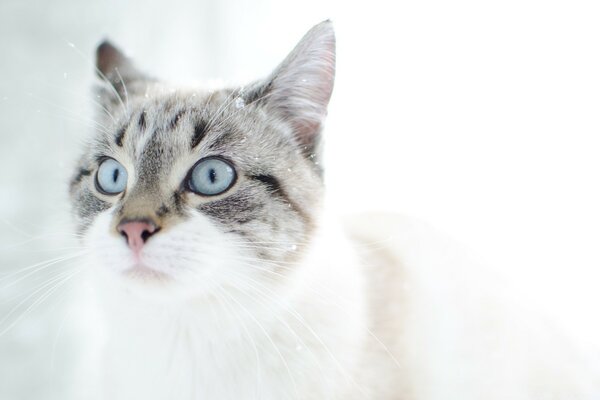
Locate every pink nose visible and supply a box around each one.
[117,220,159,255]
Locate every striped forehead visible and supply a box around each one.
[104,92,235,162]
[113,99,211,152]
[122,90,244,144]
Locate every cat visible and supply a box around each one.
[69,21,599,400]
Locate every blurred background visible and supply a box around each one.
[1,0,599,398]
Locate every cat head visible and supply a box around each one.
[69,21,335,301]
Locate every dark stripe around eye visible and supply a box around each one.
[250,174,311,224]
[70,168,91,187]
[251,174,282,195]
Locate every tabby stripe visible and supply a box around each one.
[169,110,185,131]
[115,124,127,147]
[138,110,147,130]
[191,120,207,148]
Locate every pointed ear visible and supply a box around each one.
[249,21,336,155]
[95,41,151,112]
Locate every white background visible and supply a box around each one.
[0,0,599,398]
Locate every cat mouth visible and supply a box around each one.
[123,263,170,281]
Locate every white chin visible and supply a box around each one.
[123,263,172,282]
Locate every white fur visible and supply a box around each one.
[76,208,600,399]
[80,208,367,400]
[345,213,600,399]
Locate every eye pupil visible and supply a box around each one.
[209,168,217,184]
[113,169,119,183]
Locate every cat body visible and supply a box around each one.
[70,22,599,399]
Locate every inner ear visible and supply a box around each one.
[247,21,336,158]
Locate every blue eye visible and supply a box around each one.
[188,157,236,196]
[96,158,128,195]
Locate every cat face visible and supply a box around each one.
[69,22,335,301]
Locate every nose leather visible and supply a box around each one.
[117,220,159,254]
